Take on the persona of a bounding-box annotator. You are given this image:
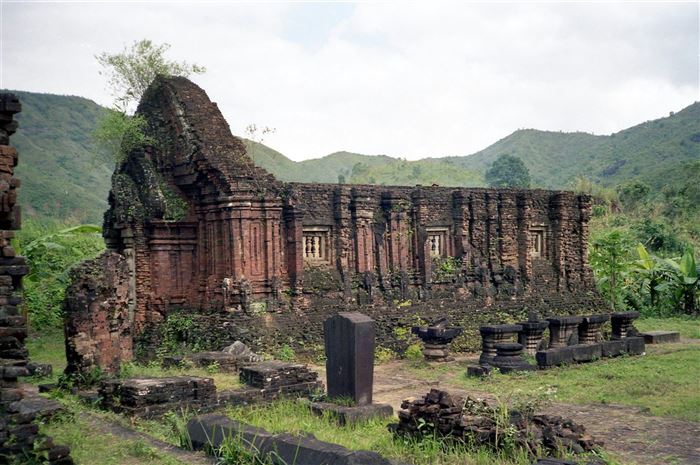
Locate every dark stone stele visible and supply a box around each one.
[640,331,680,344]
[491,342,535,373]
[317,312,393,424]
[187,413,397,465]
[324,312,376,406]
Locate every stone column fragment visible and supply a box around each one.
[478,324,522,365]
[517,320,549,355]
[611,311,640,340]
[547,316,582,349]
[578,314,609,345]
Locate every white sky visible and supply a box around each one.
[2,1,698,161]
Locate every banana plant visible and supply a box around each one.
[631,244,663,308]
[658,248,699,314]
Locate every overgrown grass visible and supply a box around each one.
[40,410,188,465]
[450,344,700,421]
[636,317,700,339]
[25,330,241,390]
[224,401,617,465]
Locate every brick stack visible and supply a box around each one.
[0,93,74,464]
[239,361,319,390]
[99,376,216,418]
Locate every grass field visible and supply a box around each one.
[24,317,699,465]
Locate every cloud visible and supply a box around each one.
[3,2,697,161]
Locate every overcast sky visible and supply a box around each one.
[2,1,698,161]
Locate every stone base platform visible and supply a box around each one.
[308,401,394,425]
[536,337,645,368]
[640,331,681,344]
[99,376,216,418]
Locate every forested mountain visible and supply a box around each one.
[6,89,698,224]
[9,90,113,224]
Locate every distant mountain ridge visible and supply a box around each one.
[6,88,698,223]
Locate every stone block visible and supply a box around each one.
[640,331,680,344]
[536,346,573,368]
[601,340,625,358]
[309,401,393,426]
[570,343,602,362]
[465,364,491,377]
[624,336,645,356]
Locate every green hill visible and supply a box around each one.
[449,102,700,189]
[9,90,113,224]
[5,89,698,225]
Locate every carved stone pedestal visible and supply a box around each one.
[611,311,640,340]
[578,314,610,344]
[547,316,583,348]
[478,324,522,365]
[492,343,535,373]
[412,320,463,362]
[517,320,549,355]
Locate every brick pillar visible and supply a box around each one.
[516,193,533,283]
[351,189,375,274]
[411,188,431,285]
[284,205,304,291]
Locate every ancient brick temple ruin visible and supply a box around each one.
[65,76,604,374]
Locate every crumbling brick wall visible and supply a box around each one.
[0,93,74,464]
[64,251,131,375]
[66,76,602,368]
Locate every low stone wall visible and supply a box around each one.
[187,413,398,465]
[536,337,645,368]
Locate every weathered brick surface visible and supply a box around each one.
[0,93,74,464]
[64,251,132,375]
[66,76,604,369]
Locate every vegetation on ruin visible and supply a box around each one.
[94,39,206,162]
[14,219,104,330]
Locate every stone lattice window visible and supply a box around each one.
[426,227,448,258]
[303,227,330,262]
[530,226,546,258]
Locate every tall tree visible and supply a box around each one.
[485,154,531,188]
[94,39,206,161]
[96,39,206,113]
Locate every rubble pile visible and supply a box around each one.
[239,361,320,390]
[390,389,600,456]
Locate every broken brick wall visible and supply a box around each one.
[0,93,74,464]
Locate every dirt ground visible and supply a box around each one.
[356,352,700,465]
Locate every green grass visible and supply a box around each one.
[25,330,241,391]
[224,401,618,465]
[451,344,700,421]
[40,410,188,465]
[636,317,700,339]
